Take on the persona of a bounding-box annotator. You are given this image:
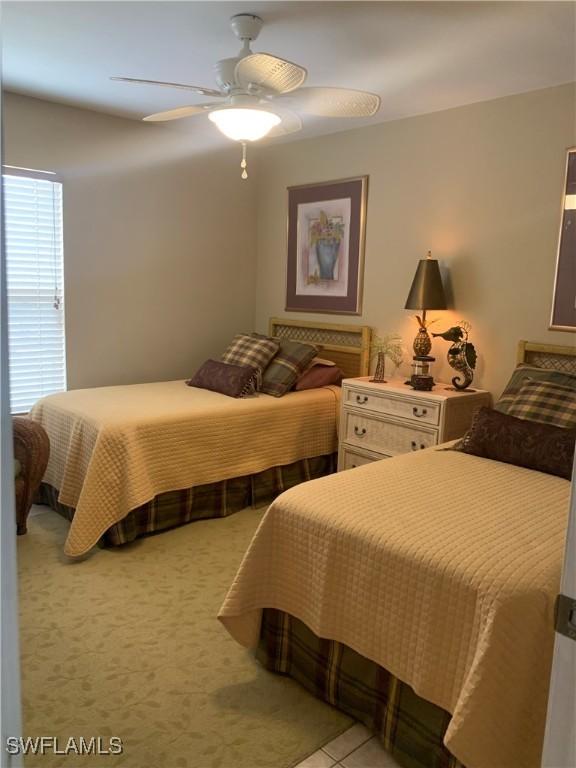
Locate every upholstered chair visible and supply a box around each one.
[12,417,50,535]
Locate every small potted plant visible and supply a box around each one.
[370,333,404,383]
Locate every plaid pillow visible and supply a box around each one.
[495,364,576,415]
[506,379,576,428]
[221,334,279,385]
[261,339,319,397]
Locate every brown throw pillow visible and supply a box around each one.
[295,365,344,391]
[456,406,575,480]
[186,360,259,398]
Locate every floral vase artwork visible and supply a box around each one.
[316,238,341,279]
[310,211,345,282]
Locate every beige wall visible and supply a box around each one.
[253,83,576,397]
[3,93,257,389]
[5,85,575,397]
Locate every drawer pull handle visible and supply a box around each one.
[354,426,367,437]
[412,407,428,418]
[411,441,427,451]
[351,464,357,468]
[356,395,368,404]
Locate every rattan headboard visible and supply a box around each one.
[517,341,576,373]
[269,317,372,377]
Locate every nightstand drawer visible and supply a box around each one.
[343,412,438,455]
[344,387,440,426]
[340,446,386,471]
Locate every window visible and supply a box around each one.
[3,171,66,413]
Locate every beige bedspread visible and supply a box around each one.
[30,381,339,557]
[218,448,570,768]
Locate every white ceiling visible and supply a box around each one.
[3,1,575,145]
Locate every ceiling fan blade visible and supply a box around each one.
[235,53,307,95]
[143,104,219,122]
[266,108,302,138]
[111,77,222,98]
[278,87,381,117]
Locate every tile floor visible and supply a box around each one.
[295,723,401,768]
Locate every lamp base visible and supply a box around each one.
[413,327,432,357]
[411,374,435,391]
[408,355,435,391]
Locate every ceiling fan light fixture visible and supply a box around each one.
[208,107,281,141]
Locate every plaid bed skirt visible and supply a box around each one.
[256,609,465,768]
[38,453,336,547]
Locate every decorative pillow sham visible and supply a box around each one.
[186,360,259,398]
[456,406,575,480]
[495,364,576,415]
[295,365,344,391]
[221,334,279,385]
[260,339,319,397]
[506,379,576,429]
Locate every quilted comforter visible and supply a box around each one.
[219,447,570,768]
[30,381,340,556]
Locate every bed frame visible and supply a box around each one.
[269,317,372,377]
[517,340,576,372]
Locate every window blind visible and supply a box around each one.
[3,173,66,413]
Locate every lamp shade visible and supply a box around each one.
[404,257,447,310]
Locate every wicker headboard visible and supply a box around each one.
[517,341,576,373]
[269,317,372,377]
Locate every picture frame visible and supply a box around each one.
[550,147,576,331]
[285,176,368,314]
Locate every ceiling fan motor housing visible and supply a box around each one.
[214,58,242,92]
[230,14,263,43]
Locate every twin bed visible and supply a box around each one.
[31,318,371,556]
[217,340,576,768]
[31,331,574,768]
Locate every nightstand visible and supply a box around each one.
[338,377,490,471]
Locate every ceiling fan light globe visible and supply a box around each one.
[208,108,280,141]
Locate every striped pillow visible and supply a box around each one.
[506,379,576,429]
[261,339,319,397]
[222,334,279,386]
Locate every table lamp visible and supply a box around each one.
[404,251,447,357]
[404,251,447,390]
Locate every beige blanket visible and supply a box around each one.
[219,448,570,768]
[31,382,340,557]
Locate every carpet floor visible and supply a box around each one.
[17,506,351,768]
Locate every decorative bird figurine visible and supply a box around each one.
[432,322,477,390]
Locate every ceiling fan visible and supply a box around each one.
[112,13,381,178]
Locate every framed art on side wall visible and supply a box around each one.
[550,147,576,331]
[285,176,368,314]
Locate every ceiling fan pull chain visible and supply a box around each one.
[240,142,248,179]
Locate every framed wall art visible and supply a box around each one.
[285,176,368,314]
[550,147,576,331]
